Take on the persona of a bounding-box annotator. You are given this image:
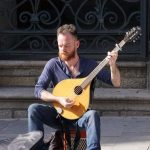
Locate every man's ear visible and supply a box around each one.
[76,40,80,48]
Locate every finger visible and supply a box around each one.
[107,51,111,55]
[66,99,73,103]
[66,103,74,108]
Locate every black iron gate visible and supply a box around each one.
[0,0,148,60]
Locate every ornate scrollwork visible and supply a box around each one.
[0,0,143,60]
[75,0,140,31]
[79,35,117,52]
[8,0,61,30]
[3,0,139,31]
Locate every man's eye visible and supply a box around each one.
[65,45,69,47]
[59,44,71,48]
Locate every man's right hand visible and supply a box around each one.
[57,97,75,108]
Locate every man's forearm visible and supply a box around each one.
[40,90,59,102]
[110,64,121,87]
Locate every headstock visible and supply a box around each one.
[123,26,141,43]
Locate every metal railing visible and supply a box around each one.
[0,0,148,60]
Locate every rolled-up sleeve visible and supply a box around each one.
[34,60,54,99]
[97,69,113,86]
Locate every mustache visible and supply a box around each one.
[59,51,69,55]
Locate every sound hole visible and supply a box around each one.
[74,86,83,95]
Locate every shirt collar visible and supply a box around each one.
[58,57,82,78]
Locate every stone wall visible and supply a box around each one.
[0,61,147,88]
[0,60,150,118]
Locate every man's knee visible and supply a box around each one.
[87,110,100,123]
[88,110,99,117]
[28,103,39,116]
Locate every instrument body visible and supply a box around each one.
[53,77,90,120]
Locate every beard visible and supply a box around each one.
[59,50,76,61]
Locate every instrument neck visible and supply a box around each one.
[80,40,126,89]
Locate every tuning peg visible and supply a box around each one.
[126,32,129,36]
[133,40,136,43]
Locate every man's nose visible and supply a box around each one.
[59,46,64,51]
[61,46,67,52]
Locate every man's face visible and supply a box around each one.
[57,33,79,61]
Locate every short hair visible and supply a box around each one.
[57,24,78,39]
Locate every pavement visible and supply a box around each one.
[0,117,150,150]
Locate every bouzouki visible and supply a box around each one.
[52,26,141,120]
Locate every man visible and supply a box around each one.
[28,24,121,150]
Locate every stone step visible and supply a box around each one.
[0,117,150,150]
[0,60,147,88]
[0,87,150,119]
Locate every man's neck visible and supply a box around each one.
[65,55,79,68]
